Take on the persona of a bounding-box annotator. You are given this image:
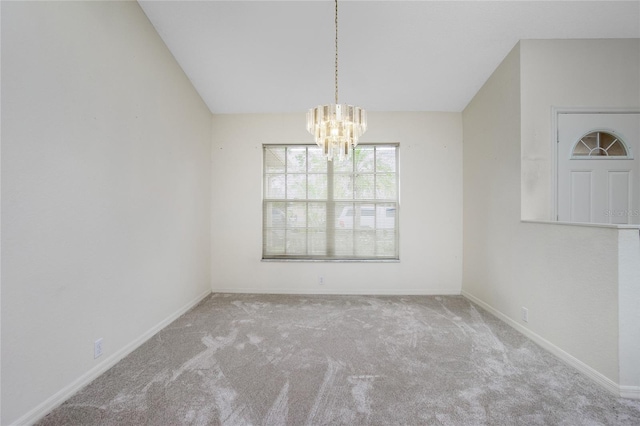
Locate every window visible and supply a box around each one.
[571,131,630,158]
[263,144,399,260]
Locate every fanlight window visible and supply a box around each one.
[572,131,629,158]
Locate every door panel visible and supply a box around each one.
[608,171,630,224]
[558,113,639,224]
[570,171,592,222]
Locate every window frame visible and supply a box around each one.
[262,143,400,261]
[570,130,633,160]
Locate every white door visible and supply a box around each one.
[558,113,640,224]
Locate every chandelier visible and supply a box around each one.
[306,0,367,162]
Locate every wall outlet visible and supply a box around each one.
[318,275,325,285]
[94,338,104,359]
[521,307,529,323]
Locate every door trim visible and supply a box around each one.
[550,107,640,221]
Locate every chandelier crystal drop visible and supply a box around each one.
[306,0,367,162]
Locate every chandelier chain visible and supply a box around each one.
[335,0,339,105]
[306,0,367,162]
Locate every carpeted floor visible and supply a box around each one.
[37,294,640,425]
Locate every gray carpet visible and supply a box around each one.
[37,294,640,425]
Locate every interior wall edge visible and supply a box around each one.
[461,290,624,399]
[12,290,212,426]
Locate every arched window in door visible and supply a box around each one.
[571,131,630,158]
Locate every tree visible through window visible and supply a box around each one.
[263,144,399,260]
[571,131,629,158]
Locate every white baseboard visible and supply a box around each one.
[460,290,637,400]
[14,289,212,426]
[211,287,461,296]
[620,386,640,400]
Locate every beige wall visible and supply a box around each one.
[520,39,640,220]
[462,45,523,305]
[211,112,463,295]
[463,40,640,393]
[1,2,212,424]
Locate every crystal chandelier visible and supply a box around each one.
[307,0,367,162]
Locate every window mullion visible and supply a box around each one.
[373,147,378,257]
[326,160,335,257]
[305,148,309,256]
[284,148,288,254]
[351,154,356,257]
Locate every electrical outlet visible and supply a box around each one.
[318,276,325,285]
[94,338,104,359]
[521,307,529,323]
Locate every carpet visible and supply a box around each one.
[37,294,640,425]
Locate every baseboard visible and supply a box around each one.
[14,289,212,426]
[211,287,461,296]
[620,386,640,400]
[461,290,625,399]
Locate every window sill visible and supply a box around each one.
[261,258,400,263]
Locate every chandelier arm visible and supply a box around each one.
[335,0,338,105]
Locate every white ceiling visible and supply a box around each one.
[138,1,640,114]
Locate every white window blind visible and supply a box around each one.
[263,144,399,260]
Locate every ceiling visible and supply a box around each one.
[138,1,640,114]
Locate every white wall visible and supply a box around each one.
[520,39,640,221]
[211,112,462,295]
[463,43,622,388]
[1,2,212,424]
[618,228,640,396]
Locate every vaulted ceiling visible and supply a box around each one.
[138,1,640,114]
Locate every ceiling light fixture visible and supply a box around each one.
[306,0,367,162]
